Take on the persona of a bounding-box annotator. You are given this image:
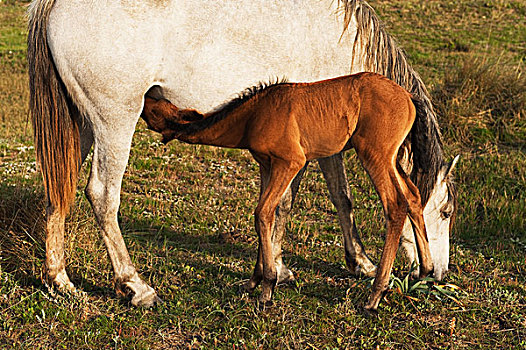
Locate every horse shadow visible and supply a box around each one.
[123,213,358,304]
[0,183,113,297]
[0,183,46,284]
[5,179,519,307]
[0,182,404,306]
[0,180,263,301]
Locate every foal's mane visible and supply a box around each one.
[176,78,288,136]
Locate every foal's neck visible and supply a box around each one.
[176,107,250,148]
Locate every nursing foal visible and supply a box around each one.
[141,72,433,311]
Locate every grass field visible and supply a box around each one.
[1,0,525,348]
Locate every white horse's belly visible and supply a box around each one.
[48,0,358,115]
[161,0,357,110]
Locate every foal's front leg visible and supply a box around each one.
[244,165,271,293]
[252,158,306,307]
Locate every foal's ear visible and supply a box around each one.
[157,99,180,117]
[176,109,204,124]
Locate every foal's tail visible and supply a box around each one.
[409,97,443,203]
[28,0,80,215]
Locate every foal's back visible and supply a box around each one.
[245,73,415,161]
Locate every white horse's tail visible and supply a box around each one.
[28,0,80,215]
[343,0,446,205]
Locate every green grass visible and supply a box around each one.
[1,0,525,348]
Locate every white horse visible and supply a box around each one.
[28,0,458,309]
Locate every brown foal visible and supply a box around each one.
[141,72,433,311]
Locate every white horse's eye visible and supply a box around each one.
[440,207,453,219]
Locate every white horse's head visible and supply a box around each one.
[401,155,459,280]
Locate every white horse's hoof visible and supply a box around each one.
[124,276,161,307]
[130,288,162,307]
[354,263,377,278]
[49,269,76,293]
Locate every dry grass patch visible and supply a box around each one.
[433,56,526,150]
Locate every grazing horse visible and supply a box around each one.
[27,0,457,307]
[140,73,434,310]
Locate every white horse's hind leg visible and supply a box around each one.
[44,117,94,293]
[79,120,94,163]
[318,153,377,277]
[85,117,159,307]
[45,205,75,292]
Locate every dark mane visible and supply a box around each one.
[176,78,288,136]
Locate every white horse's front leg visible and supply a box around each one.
[272,164,306,284]
[85,118,159,307]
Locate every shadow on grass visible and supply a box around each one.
[0,183,46,281]
[0,183,116,298]
[3,177,523,307]
[122,215,359,303]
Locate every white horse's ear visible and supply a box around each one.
[444,154,460,179]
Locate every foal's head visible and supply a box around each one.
[141,97,203,143]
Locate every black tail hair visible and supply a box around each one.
[409,97,444,204]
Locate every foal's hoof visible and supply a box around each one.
[277,268,295,285]
[238,283,252,296]
[420,265,434,279]
[361,305,379,318]
[257,298,274,311]
[241,279,259,294]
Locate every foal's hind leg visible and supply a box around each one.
[318,153,376,277]
[85,114,159,307]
